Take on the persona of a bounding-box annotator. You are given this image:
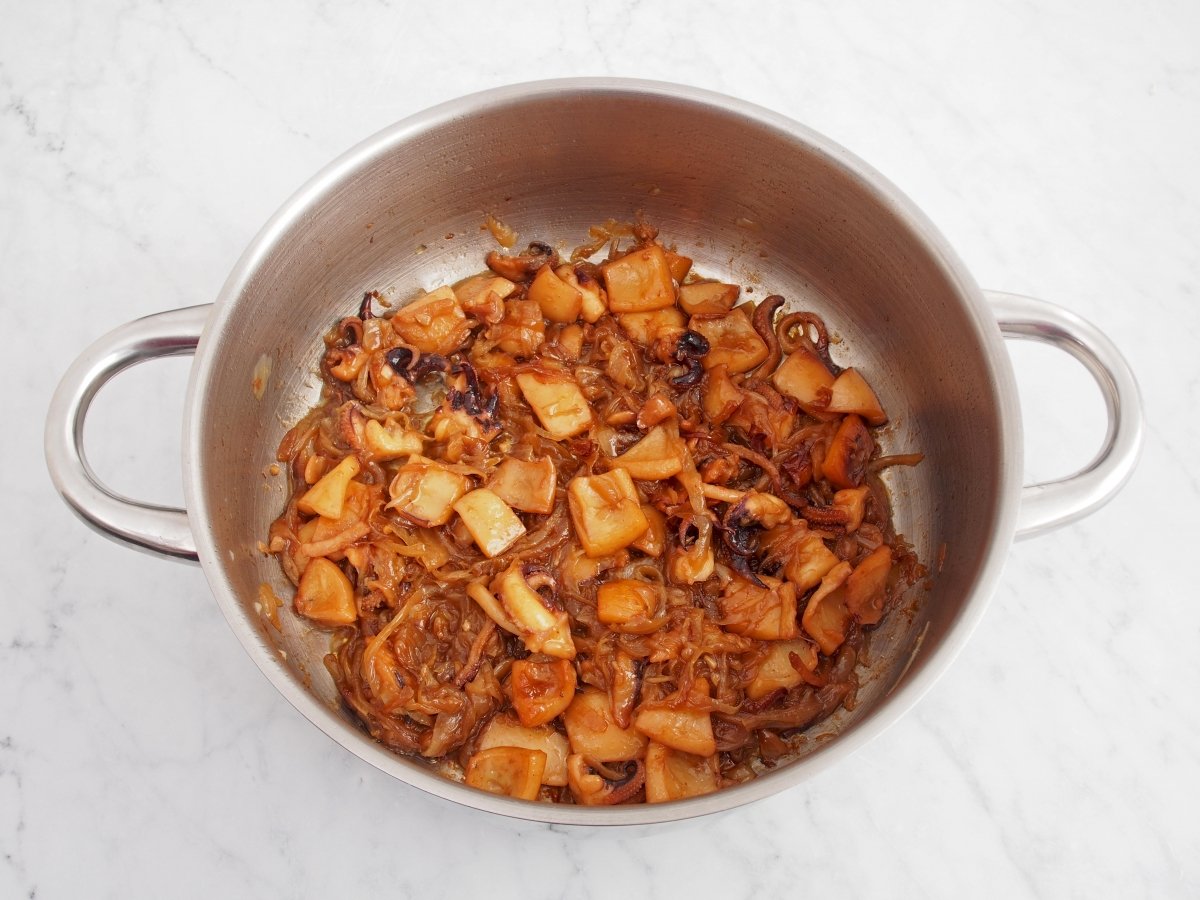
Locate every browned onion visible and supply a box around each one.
[266,222,925,804]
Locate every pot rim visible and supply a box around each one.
[182,77,1023,825]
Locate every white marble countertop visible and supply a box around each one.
[3,1,1197,897]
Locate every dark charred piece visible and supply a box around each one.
[486,241,559,281]
[670,358,705,387]
[570,757,647,805]
[675,330,711,360]
[721,519,760,557]
[359,291,381,320]
[727,551,766,586]
[409,353,449,380]
[339,316,364,348]
[676,517,702,550]
[720,496,763,560]
[385,346,414,375]
[668,333,709,387]
[448,361,485,416]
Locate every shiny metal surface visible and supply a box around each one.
[44,304,206,561]
[47,79,1142,825]
[988,291,1144,539]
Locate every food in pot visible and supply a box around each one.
[264,221,923,804]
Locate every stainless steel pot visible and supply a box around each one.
[44,79,1142,825]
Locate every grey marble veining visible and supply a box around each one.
[3,0,1198,897]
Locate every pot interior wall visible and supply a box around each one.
[193,86,1008,783]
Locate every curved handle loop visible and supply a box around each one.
[986,291,1143,540]
[44,305,211,561]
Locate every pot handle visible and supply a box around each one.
[44,305,211,562]
[986,291,1143,540]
